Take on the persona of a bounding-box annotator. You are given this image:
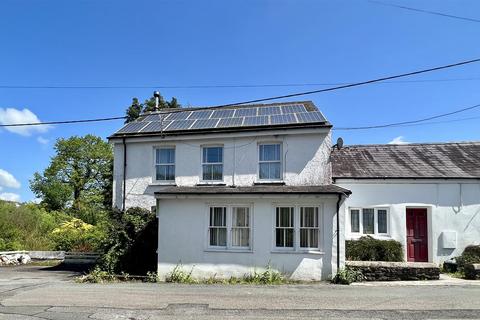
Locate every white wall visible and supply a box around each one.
[337,179,480,264]
[156,195,342,281]
[111,129,332,210]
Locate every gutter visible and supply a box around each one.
[336,193,341,271]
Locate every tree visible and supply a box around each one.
[30,135,113,217]
[125,92,181,123]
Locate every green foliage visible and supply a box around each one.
[331,267,364,285]
[99,207,158,275]
[165,264,196,283]
[125,93,181,123]
[456,245,480,273]
[243,266,285,284]
[76,267,117,283]
[346,236,404,262]
[30,135,113,220]
[50,218,106,252]
[0,201,69,251]
[146,271,159,283]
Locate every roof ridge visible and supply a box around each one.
[339,141,480,148]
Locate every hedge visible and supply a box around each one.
[346,236,403,262]
[456,245,480,272]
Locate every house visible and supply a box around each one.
[331,142,480,264]
[108,101,350,281]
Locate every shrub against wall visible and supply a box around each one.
[456,245,480,272]
[346,236,403,262]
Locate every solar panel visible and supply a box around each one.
[165,111,190,121]
[140,121,172,132]
[211,109,235,118]
[258,106,281,116]
[141,114,162,122]
[243,116,269,126]
[281,104,306,114]
[217,117,243,128]
[270,114,298,125]
[116,122,149,134]
[296,111,326,123]
[190,119,219,129]
[166,120,195,130]
[234,108,257,117]
[188,110,213,120]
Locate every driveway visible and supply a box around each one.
[1,265,479,319]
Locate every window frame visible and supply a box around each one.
[258,142,283,182]
[349,207,390,236]
[153,146,176,184]
[205,204,253,252]
[272,204,323,253]
[201,145,224,182]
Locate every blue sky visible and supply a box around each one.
[1,0,480,202]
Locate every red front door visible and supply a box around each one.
[406,208,428,262]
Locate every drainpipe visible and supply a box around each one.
[336,193,342,271]
[122,137,127,212]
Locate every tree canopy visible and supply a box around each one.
[30,135,113,218]
[125,93,180,123]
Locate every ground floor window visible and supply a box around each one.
[208,205,252,250]
[349,207,389,235]
[274,205,321,251]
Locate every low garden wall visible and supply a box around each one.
[346,261,440,281]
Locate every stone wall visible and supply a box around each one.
[346,261,440,281]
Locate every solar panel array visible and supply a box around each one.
[115,103,327,134]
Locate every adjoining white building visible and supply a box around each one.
[331,143,480,264]
[109,101,350,281]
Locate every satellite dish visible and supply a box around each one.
[336,137,344,150]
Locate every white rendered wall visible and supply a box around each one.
[156,195,342,281]
[111,129,332,210]
[337,179,480,264]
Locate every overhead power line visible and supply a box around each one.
[211,57,480,108]
[333,103,480,130]
[2,77,480,89]
[369,0,480,23]
[1,57,480,128]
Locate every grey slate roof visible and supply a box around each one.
[331,142,480,179]
[154,185,351,196]
[109,101,330,138]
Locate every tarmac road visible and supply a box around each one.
[0,265,479,319]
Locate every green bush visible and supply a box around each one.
[0,201,70,251]
[99,207,158,275]
[331,267,364,285]
[165,264,196,283]
[346,236,403,262]
[456,245,480,273]
[50,218,106,252]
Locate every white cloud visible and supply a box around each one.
[0,192,21,202]
[0,108,51,136]
[37,136,49,145]
[0,169,20,189]
[388,136,410,145]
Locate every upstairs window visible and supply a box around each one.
[259,143,282,180]
[155,148,175,181]
[202,146,223,181]
[350,208,389,235]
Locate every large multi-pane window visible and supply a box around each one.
[155,148,175,181]
[208,206,251,250]
[274,206,321,251]
[349,208,389,235]
[202,146,223,181]
[259,143,282,180]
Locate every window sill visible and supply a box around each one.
[271,250,324,255]
[204,248,253,253]
[150,182,177,186]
